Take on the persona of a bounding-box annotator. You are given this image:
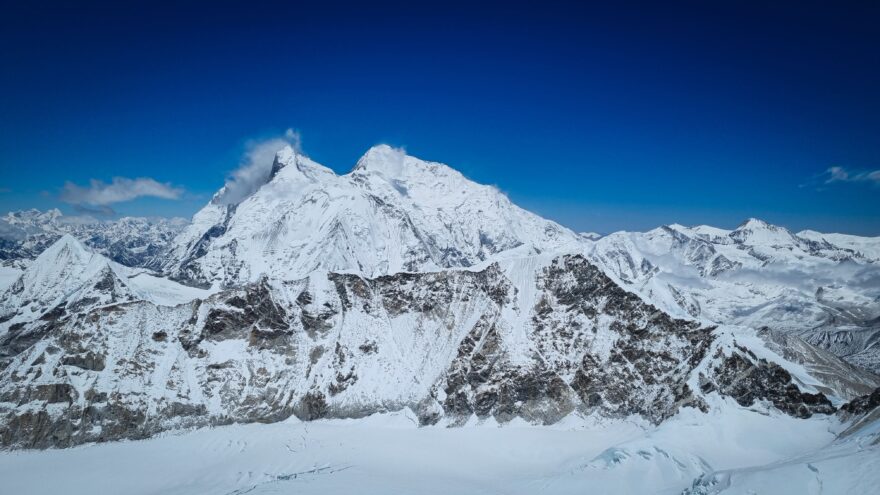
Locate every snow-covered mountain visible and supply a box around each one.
[164,145,578,288]
[0,235,211,368]
[159,143,879,374]
[0,139,878,495]
[3,237,871,449]
[0,208,188,268]
[586,219,880,371]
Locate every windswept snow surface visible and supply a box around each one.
[686,407,880,494]
[0,405,850,495]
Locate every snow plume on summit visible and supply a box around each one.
[165,144,579,287]
[214,129,302,205]
[354,143,408,177]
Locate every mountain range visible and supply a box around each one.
[0,144,878,492]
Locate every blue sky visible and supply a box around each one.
[1,1,878,234]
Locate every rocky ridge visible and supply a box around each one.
[0,240,865,449]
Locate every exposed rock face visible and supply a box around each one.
[757,328,880,400]
[424,314,578,425]
[0,253,846,450]
[544,256,712,423]
[179,279,291,352]
[0,262,518,448]
[839,387,880,417]
[421,255,714,426]
[700,347,836,418]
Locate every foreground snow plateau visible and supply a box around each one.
[1,404,869,495]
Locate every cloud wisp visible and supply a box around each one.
[823,166,880,185]
[214,129,302,205]
[59,177,184,212]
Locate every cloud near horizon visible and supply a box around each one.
[214,129,302,205]
[823,166,880,185]
[59,177,184,209]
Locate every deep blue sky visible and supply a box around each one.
[1,1,878,234]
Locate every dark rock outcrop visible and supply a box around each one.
[701,347,836,418]
[0,254,851,450]
[839,387,880,417]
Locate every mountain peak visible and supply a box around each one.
[33,234,96,274]
[42,208,63,221]
[270,144,306,176]
[164,144,578,286]
[352,145,468,188]
[269,144,296,177]
[730,218,796,245]
[0,234,105,314]
[736,218,774,230]
[4,208,62,225]
[45,233,88,257]
[353,144,408,176]
[271,145,335,182]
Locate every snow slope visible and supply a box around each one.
[164,145,579,287]
[0,264,21,292]
[687,397,880,494]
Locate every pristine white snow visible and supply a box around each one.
[165,145,580,287]
[0,404,858,495]
[687,407,880,494]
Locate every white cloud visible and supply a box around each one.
[60,177,184,206]
[824,166,880,185]
[214,129,302,205]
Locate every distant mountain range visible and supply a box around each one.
[0,208,187,268]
